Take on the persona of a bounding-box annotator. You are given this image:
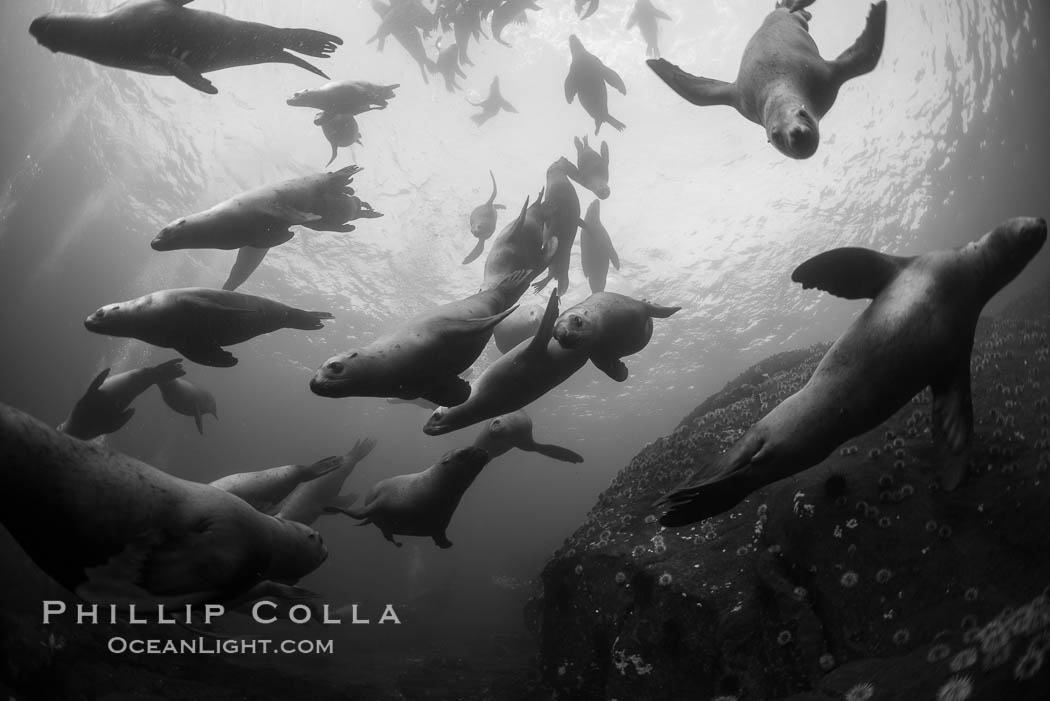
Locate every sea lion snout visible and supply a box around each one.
[422,409,450,436]
[151,219,185,251]
[28,16,53,46]
[770,108,818,159]
[553,313,587,348]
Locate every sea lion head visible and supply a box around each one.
[971,216,1047,298]
[568,35,585,58]
[151,216,193,251]
[84,301,138,337]
[29,15,64,53]
[310,350,384,398]
[766,100,819,160]
[552,309,596,349]
[264,518,328,581]
[286,88,320,108]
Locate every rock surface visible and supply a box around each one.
[530,298,1050,700]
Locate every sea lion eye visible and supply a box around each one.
[349,352,358,359]
[326,361,344,373]
[572,316,583,327]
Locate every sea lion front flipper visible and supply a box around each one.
[931,361,974,491]
[176,345,238,368]
[433,533,453,549]
[652,8,672,21]
[462,238,486,265]
[418,376,472,408]
[564,72,579,104]
[645,302,681,318]
[153,54,217,94]
[112,408,136,432]
[193,410,204,435]
[323,493,360,512]
[830,1,887,84]
[602,65,627,95]
[791,248,911,300]
[527,442,584,463]
[526,290,560,356]
[646,59,737,108]
[444,306,519,335]
[303,455,344,481]
[262,202,323,225]
[591,356,629,382]
[223,246,270,291]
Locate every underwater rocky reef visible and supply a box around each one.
[528,284,1050,700]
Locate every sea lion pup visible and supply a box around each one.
[532,158,581,296]
[310,266,537,406]
[578,200,620,293]
[209,456,346,513]
[287,80,400,115]
[0,402,327,607]
[423,290,590,436]
[326,447,491,549]
[553,291,679,380]
[28,0,342,95]
[314,111,361,167]
[464,170,506,264]
[493,300,545,353]
[571,136,611,200]
[473,410,583,463]
[491,0,543,47]
[627,0,672,59]
[657,216,1047,527]
[275,438,377,526]
[647,0,887,160]
[565,35,627,135]
[431,38,468,92]
[151,165,382,291]
[85,287,334,368]
[157,377,218,435]
[58,359,185,441]
[483,193,553,289]
[469,76,518,126]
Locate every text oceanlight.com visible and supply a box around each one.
[107,637,335,655]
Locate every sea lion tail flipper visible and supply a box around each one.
[462,239,486,265]
[831,0,887,83]
[177,345,238,368]
[324,493,361,512]
[193,411,204,435]
[223,246,270,291]
[604,115,626,133]
[150,358,186,384]
[529,442,584,463]
[645,303,681,319]
[303,455,344,481]
[591,356,629,382]
[791,248,911,300]
[326,142,339,167]
[434,533,453,549]
[153,54,217,94]
[646,58,736,108]
[287,309,335,331]
[931,364,974,491]
[323,503,370,520]
[277,28,344,58]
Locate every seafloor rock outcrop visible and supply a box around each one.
[530,300,1050,700]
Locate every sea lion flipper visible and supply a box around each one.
[151,54,217,94]
[645,302,681,318]
[602,65,627,95]
[591,356,629,382]
[564,72,579,104]
[830,1,887,84]
[791,247,910,300]
[646,59,736,108]
[303,455,344,481]
[931,364,974,492]
[608,240,621,270]
[114,408,136,431]
[462,239,486,265]
[193,410,204,435]
[87,368,111,392]
[263,202,323,225]
[528,442,584,463]
[433,533,453,549]
[177,345,238,368]
[652,9,672,21]
[324,493,360,512]
[418,376,471,408]
[526,290,560,356]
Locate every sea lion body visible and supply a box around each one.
[491,0,542,47]
[332,447,490,548]
[85,287,334,368]
[493,301,545,353]
[0,402,327,605]
[464,170,506,265]
[647,1,887,159]
[658,217,1047,525]
[565,35,626,134]
[533,158,581,296]
[276,439,376,526]
[571,136,610,200]
[315,112,362,167]
[210,456,345,513]
[287,81,400,114]
[59,359,184,440]
[28,0,342,94]
[157,377,218,434]
[578,200,620,293]
[473,410,583,463]
[482,195,551,290]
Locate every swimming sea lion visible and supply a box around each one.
[210,455,346,513]
[58,359,185,441]
[287,80,400,114]
[657,216,1047,526]
[0,401,327,606]
[473,410,583,463]
[647,1,887,159]
[151,165,381,291]
[372,0,436,82]
[464,170,506,264]
[491,0,542,47]
[493,300,545,353]
[571,136,611,200]
[565,35,627,134]
[448,0,487,66]
[553,291,679,380]
[469,76,518,126]
[627,0,672,58]
[424,290,590,436]
[28,0,342,95]
[157,377,218,435]
[432,39,467,92]
[275,438,377,525]
[574,0,599,20]
[310,269,534,406]
[369,0,436,47]
[579,200,620,293]
[482,194,553,290]
[533,158,581,296]
[327,446,491,548]
[85,287,334,368]
[314,111,361,167]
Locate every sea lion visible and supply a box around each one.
[210,456,346,513]
[448,0,487,66]
[565,35,627,134]
[571,136,611,200]
[85,287,334,368]
[314,111,361,167]
[657,216,1047,526]
[151,165,381,291]
[287,80,400,115]
[627,0,672,58]
[482,194,554,290]
[469,76,518,126]
[326,446,491,548]
[579,200,620,293]
[369,0,436,47]
[275,438,377,526]
[28,0,342,95]
[432,39,467,92]
[493,300,545,353]
[553,291,679,381]
[372,0,436,82]
[157,377,218,435]
[0,402,327,606]
[424,290,591,436]
[473,410,583,463]
[491,0,542,47]
[574,0,600,20]
[58,359,185,441]
[647,1,887,159]
[533,158,581,296]
[464,170,506,265]
[310,269,535,406]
